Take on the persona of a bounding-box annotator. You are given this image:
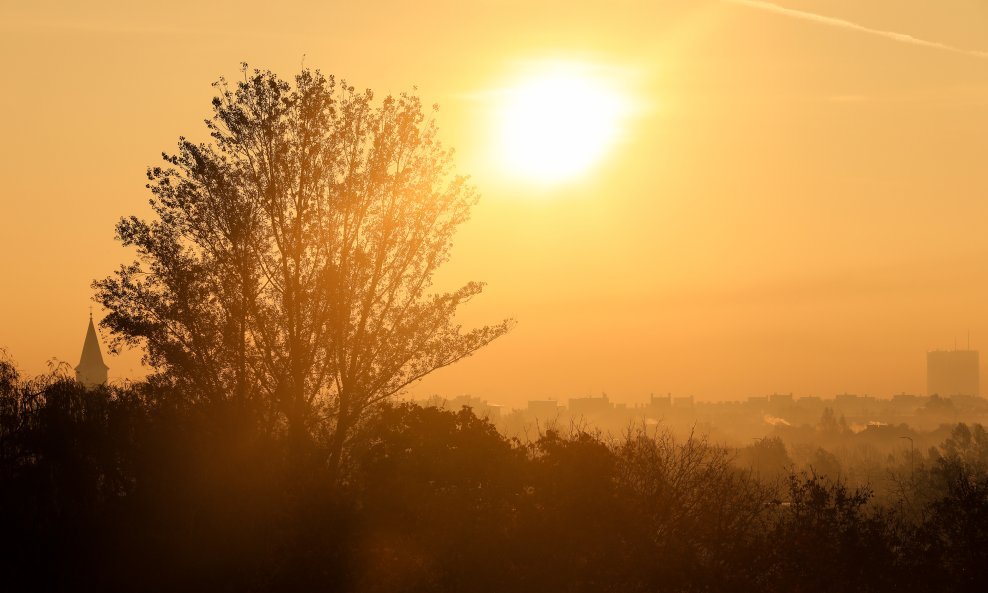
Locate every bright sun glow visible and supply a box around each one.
[497,63,628,184]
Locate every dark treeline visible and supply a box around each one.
[2,357,987,593]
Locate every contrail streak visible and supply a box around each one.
[727,0,988,60]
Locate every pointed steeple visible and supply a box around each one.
[76,311,109,388]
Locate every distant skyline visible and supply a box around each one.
[3,1,988,406]
[60,310,985,404]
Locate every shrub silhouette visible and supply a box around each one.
[2,353,988,592]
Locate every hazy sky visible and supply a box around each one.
[2,1,987,406]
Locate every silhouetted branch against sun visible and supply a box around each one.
[93,64,512,471]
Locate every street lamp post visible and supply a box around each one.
[899,435,915,484]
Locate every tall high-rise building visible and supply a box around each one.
[927,349,979,397]
[76,314,109,388]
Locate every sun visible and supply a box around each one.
[496,63,629,184]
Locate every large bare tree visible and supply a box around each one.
[95,65,511,469]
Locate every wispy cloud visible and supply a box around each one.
[726,0,988,60]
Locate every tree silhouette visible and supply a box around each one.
[94,65,511,470]
[763,473,897,593]
[7,349,988,592]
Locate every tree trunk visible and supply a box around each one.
[327,409,350,482]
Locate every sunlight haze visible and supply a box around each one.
[2,0,988,407]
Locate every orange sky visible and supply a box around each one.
[2,1,988,406]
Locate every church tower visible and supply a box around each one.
[76,313,109,388]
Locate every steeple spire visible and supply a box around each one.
[76,313,109,388]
